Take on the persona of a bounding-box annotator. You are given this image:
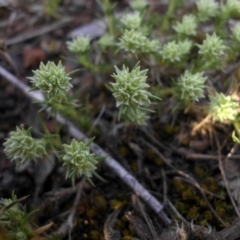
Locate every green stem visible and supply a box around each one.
[161,0,177,32]
[102,0,115,37]
[78,55,96,71]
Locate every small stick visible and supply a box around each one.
[215,136,240,218]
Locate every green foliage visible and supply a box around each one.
[44,0,61,19]
[97,33,115,51]
[0,193,52,240]
[232,23,240,48]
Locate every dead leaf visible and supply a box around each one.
[23,48,46,69]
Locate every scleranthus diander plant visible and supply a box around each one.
[4,0,240,234]
[196,0,218,22]
[66,36,90,54]
[118,29,160,55]
[197,32,227,69]
[161,39,193,63]
[62,138,102,185]
[110,63,159,125]
[3,126,46,165]
[174,70,207,104]
[29,61,72,102]
[173,14,198,37]
[209,93,239,122]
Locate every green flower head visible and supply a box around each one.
[3,127,46,164]
[209,93,239,122]
[175,70,207,102]
[121,11,142,29]
[62,139,99,184]
[111,63,158,123]
[173,14,198,36]
[197,33,227,68]
[196,0,218,22]
[111,63,150,109]
[119,29,160,54]
[66,36,90,54]
[29,61,72,103]
[161,39,193,63]
[130,0,147,11]
[222,0,240,18]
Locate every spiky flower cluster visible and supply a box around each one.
[223,0,240,18]
[161,39,193,63]
[173,14,197,36]
[62,139,99,184]
[122,12,141,29]
[209,93,239,122]
[175,70,207,102]
[196,0,218,22]
[130,0,147,11]
[29,61,72,103]
[198,33,227,68]
[111,63,156,124]
[66,36,90,54]
[119,29,160,54]
[3,127,46,164]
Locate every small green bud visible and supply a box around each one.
[130,0,147,11]
[62,139,99,183]
[66,36,90,54]
[173,14,197,36]
[196,0,218,22]
[29,61,72,103]
[119,29,160,54]
[209,93,239,122]
[197,33,227,68]
[161,39,193,63]
[98,33,115,51]
[121,11,141,29]
[3,127,46,164]
[175,70,207,102]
